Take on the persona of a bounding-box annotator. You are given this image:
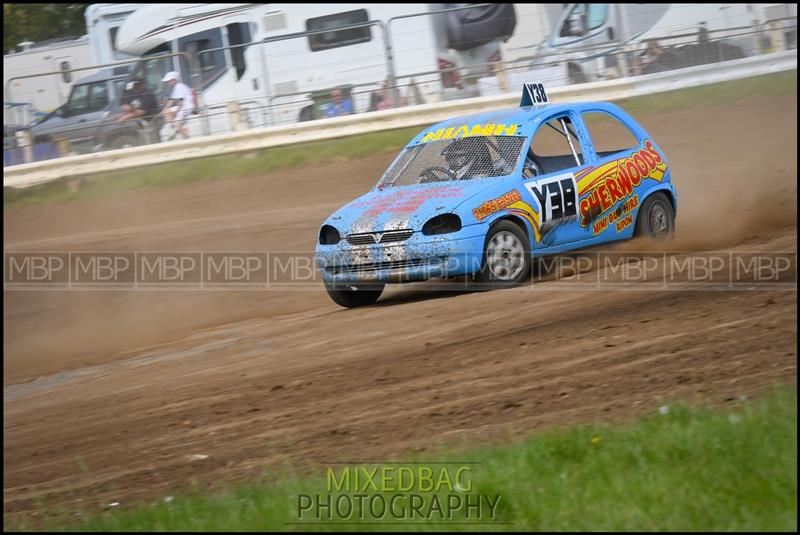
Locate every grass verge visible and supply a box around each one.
[4,70,796,210]
[8,386,797,531]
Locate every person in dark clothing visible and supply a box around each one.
[117,79,159,123]
[697,21,710,63]
[440,137,503,180]
[697,21,709,46]
[367,90,381,112]
[639,39,680,74]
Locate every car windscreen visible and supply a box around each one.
[378,135,526,188]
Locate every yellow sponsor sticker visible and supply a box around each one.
[422,123,519,143]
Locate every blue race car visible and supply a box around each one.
[316,84,677,307]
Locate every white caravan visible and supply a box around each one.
[113,3,521,134]
[4,37,94,118]
[536,3,796,83]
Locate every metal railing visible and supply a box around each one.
[5,48,796,188]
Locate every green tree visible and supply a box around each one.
[4,3,91,54]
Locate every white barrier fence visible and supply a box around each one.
[4,50,796,189]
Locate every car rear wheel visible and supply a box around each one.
[324,282,384,308]
[635,192,675,241]
[475,220,531,287]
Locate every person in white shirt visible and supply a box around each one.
[160,71,193,140]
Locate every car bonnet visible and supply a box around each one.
[325,180,501,235]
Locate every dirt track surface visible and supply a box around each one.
[4,94,797,518]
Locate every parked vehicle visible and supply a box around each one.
[315,83,677,307]
[28,67,160,154]
[4,5,141,115]
[535,3,792,83]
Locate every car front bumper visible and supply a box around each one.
[315,227,487,285]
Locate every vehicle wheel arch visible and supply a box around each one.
[638,186,676,218]
[487,214,533,250]
[475,217,532,287]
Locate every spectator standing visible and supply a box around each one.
[405,78,425,106]
[697,21,710,63]
[367,89,381,112]
[377,78,407,111]
[160,71,193,140]
[760,21,775,53]
[376,86,393,111]
[697,21,709,46]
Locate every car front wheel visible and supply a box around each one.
[475,220,531,287]
[324,282,384,308]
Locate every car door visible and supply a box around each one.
[42,83,90,145]
[518,111,589,249]
[47,82,97,152]
[70,81,112,152]
[573,107,661,241]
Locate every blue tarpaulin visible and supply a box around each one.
[3,142,61,167]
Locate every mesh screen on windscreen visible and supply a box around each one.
[380,136,526,187]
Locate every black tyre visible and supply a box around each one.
[110,134,139,150]
[324,282,384,308]
[635,192,675,241]
[475,220,531,287]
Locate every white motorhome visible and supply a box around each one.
[114,3,521,134]
[4,36,94,117]
[84,3,143,66]
[537,3,796,83]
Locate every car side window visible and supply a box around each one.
[88,82,109,113]
[581,111,639,158]
[66,84,90,116]
[525,115,585,177]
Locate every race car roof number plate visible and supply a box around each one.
[520,82,549,107]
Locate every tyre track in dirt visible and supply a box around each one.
[4,272,796,516]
